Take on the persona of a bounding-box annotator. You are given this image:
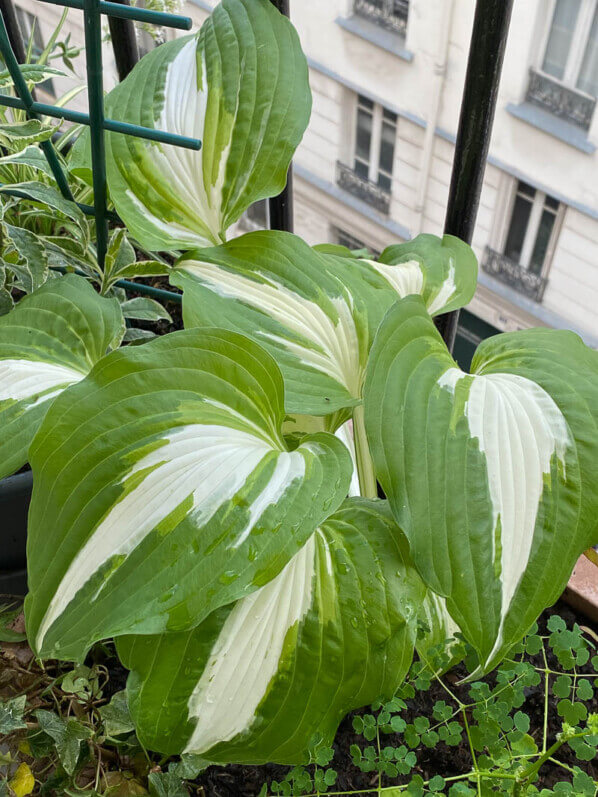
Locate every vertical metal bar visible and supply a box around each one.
[107,0,140,82]
[437,0,515,352]
[0,0,27,64]
[268,0,294,233]
[0,12,75,200]
[83,0,109,268]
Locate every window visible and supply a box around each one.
[336,229,367,251]
[354,95,397,192]
[454,311,500,372]
[15,7,54,95]
[353,0,409,36]
[542,0,598,97]
[239,199,268,232]
[503,181,561,276]
[333,227,380,258]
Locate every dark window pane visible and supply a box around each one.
[354,158,370,180]
[530,208,557,274]
[357,94,374,111]
[378,173,392,192]
[454,309,500,371]
[383,107,398,123]
[355,107,373,165]
[545,194,560,211]
[504,193,533,264]
[542,0,581,80]
[337,229,366,250]
[518,180,536,198]
[378,118,396,182]
[393,0,409,21]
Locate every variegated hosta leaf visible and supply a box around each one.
[374,234,478,316]
[0,274,124,481]
[364,296,598,675]
[416,592,463,673]
[117,499,425,764]
[76,0,311,251]
[173,231,399,416]
[25,328,352,662]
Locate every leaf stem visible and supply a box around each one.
[352,405,377,499]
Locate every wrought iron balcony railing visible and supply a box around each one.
[526,69,596,131]
[482,247,548,303]
[336,162,392,214]
[353,0,409,36]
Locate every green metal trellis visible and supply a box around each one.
[0,0,201,273]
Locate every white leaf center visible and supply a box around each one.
[0,359,84,403]
[185,534,316,754]
[181,261,362,395]
[438,368,570,661]
[36,424,306,649]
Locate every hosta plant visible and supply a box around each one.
[4,0,596,770]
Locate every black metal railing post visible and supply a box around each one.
[108,0,140,81]
[438,0,515,352]
[268,0,294,233]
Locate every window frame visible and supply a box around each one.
[332,226,380,258]
[538,0,598,96]
[496,179,564,279]
[351,94,398,192]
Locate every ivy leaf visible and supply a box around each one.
[34,709,92,775]
[0,604,27,642]
[147,772,189,797]
[99,691,135,737]
[0,695,27,734]
[8,763,35,797]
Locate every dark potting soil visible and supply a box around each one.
[95,600,597,796]
[124,276,184,337]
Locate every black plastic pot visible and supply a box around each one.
[0,470,32,596]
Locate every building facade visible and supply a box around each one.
[11,0,598,365]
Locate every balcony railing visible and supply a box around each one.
[482,247,548,303]
[353,0,409,36]
[526,69,596,131]
[336,161,391,215]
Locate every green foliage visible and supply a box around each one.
[2,0,597,779]
[257,615,598,796]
